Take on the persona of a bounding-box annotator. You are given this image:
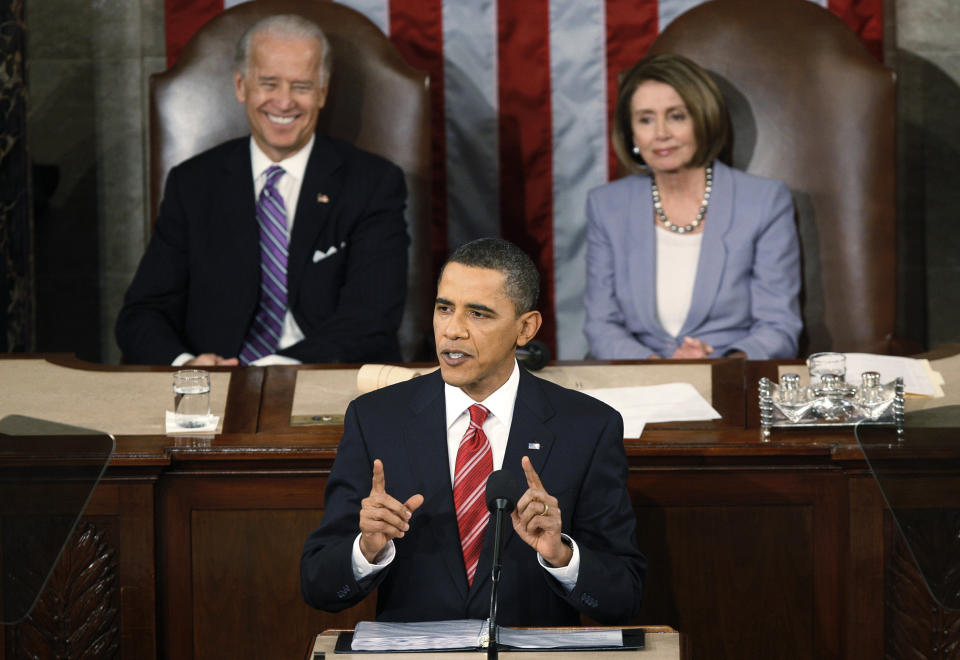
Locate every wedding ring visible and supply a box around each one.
[538,502,549,516]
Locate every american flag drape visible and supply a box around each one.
[164,0,883,359]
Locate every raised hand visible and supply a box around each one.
[358,459,424,563]
[511,456,571,567]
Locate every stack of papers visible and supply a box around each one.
[499,627,624,649]
[842,353,944,397]
[349,619,626,652]
[351,619,486,651]
[581,382,721,437]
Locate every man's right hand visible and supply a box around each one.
[359,459,424,563]
[186,353,239,366]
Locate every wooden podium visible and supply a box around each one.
[306,627,682,659]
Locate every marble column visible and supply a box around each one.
[26,0,166,362]
[895,0,960,348]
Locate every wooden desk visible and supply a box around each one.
[306,627,683,660]
[1,354,957,659]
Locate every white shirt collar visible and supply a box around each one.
[444,360,520,430]
[249,134,315,182]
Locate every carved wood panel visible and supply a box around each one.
[885,513,960,659]
[7,523,118,659]
[0,0,32,352]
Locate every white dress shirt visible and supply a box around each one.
[350,361,581,591]
[173,136,316,366]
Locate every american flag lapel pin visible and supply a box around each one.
[527,442,541,450]
[317,193,330,204]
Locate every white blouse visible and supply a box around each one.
[655,227,704,338]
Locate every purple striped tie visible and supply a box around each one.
[453,404,492,586]
[239,165,288,364]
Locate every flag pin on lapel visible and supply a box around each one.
[317,193,330,204]
[528,442,541,450]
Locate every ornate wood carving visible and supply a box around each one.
[9,523,119,659]
[885,513,960,659]
[0,0,33,352]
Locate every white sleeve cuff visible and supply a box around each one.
[250,354,302,366]
[172,353,195,366]
[351,534,395,580]
[537,534,580,592]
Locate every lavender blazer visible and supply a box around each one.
[584,161,802,360]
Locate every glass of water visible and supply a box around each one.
[173,370,211,428]
[806,352,846,388]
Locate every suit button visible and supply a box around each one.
[337,585,351,599]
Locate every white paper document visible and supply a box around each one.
[843,353,945,397]
[350,619,625,652]
[351,619,486,651]
[581,382,721,437]
[498,627,623,648]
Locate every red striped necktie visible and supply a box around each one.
[453,403,492,586]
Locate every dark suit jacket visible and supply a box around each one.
[300,367,646,626]
[116,134,408,364]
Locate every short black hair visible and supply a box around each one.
[441,238,540,315]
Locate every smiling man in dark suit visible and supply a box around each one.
[301,238,645,626]
[116,14,408,366]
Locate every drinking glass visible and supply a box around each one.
[806,352,846,388]
[173,370,211,428]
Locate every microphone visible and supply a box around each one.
[515,340,551,371]
[485,469,521,513]
[484,470,521,659]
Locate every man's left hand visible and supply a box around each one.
[511,456,572,567]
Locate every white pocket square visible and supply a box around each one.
[313,246,338,263]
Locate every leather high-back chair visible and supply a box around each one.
[648,0,896,354]
[150,0,432,361]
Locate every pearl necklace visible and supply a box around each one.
[651,166,712,233]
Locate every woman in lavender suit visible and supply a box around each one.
[584,54,802,360]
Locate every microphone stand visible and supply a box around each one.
[487,499,509,660]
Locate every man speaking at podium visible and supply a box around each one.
[301,238,645,625]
